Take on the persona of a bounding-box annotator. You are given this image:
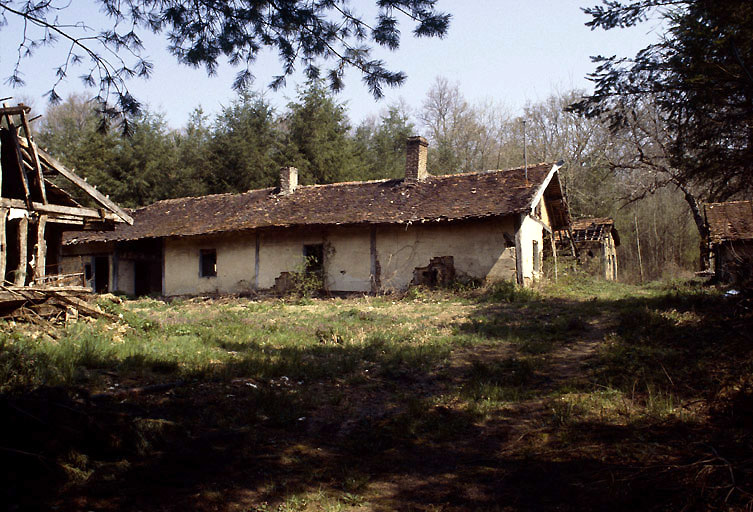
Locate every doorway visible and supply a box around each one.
[94,256,109,293]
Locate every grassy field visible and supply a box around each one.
[1,277,752,511]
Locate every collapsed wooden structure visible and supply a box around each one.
[554,217,620,280]
[0,103,131,315]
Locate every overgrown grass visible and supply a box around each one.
[2,276,751,511]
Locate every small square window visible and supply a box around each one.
[200,249,217,277]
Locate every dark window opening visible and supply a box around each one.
[303,244,324,275]
[94,256,109,293]
[200,249,217,277]
[84,263,93,281]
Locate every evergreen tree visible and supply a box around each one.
[172,107,212,198]
[353,104,415,180]
[207,92,281,194]
[282,81,358,184]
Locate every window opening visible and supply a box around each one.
[303,244,324,275]
[200,249,217,277]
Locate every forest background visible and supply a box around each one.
[29,77,699,284]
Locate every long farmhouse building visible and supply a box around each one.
[62,137,571,296]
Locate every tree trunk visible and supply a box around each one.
[676,182,710,270]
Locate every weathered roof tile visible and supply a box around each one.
[705,201,753,243]
[65,163,567,245]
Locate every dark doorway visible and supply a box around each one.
[94,256,109,293]
[5,220,19,284]
[134,260,162,296]
[134,261,150,296]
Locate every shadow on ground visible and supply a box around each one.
[2,286,753,511]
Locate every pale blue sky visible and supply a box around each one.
[1,1,661,128]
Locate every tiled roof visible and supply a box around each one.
[65,162,568,245]
[705,201,753,243]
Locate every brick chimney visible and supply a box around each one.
[405,136,429,182]
[279,166,298,195]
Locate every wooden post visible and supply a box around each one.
[15,215,28,286]
[2,104,32,209]
[20,112,48,204]
[0,208,7,283]
[550,232,558,281]
[35,214,47,282]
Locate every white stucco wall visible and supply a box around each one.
[323,228,372,292]
[70,211,543,297]
[257,230,316,289]
[164,235,255,296]
[517,214,545,285]
[256,227,372,292]
[376,217,518,291]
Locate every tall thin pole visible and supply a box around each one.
[634,213,644,284]
[523,119,529,185]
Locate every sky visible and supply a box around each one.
[0,0,662,128]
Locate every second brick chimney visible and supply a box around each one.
[405,136,429,182]
[279,166,298,195]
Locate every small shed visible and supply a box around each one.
[705,201,753,283]
[557,217,620,280]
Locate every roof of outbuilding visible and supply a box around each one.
[64,162,569,245]
[569,217,620,247]
[705,200,753,243]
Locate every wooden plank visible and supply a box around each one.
[31,145,133,224]
[35,215,47,281]
[19,112,47,204]
[0,208,7,284]
[0,197,124,222]
[15,215,28,286]
[2,107,33,209]
[47,291,118,321]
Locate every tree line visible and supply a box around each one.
[34,78,704,283]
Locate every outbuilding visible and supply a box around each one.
[705,201,753,283]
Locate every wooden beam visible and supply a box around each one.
[19,112,47,204]
[0,208,7,284]
[2,106,32,209]
[550,231,558,282]
[15,215,28,286]
[0,197,124,223]
[0,105,31,116]
[35,215,47,281]
[31,145,133,224]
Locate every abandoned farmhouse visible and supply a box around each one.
[62,137,572,296]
